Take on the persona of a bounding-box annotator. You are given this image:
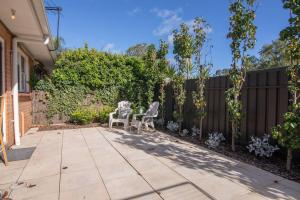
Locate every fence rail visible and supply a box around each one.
[163,67,289,143]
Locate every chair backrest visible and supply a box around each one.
[117,101,131,119]
[118,101,131,109]
[145,101,159,117]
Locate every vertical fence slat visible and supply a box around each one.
[162,67,289,141]
[256,71,267,136]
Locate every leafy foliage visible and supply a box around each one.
[192,17,211,140]
[96,106,115,124]
[271,0,300,171]
[172,75,186,127]
[70,107,95,125]
[36,44,165,121]
[247,134,279,158]
[226,0,257,151]
[173,23,194,79]
[157,40,170,123]
[126,43,149,57]
[171,21,195,132]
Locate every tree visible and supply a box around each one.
[272,0,300,171]
[126,43,149,57]
[192,17,211,140]
[143,44,158,105]
[226,0,257,152]
[157,40,169,123]
[172,23,194,132]
[214,68,230,76]
[259,39,290,68]
[173,23,194,79]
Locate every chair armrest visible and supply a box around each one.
[133,113,145,120]
[141,114,158,122]
[109,111,117,119]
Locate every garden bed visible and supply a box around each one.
[157,128,300,183]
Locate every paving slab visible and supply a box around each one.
[104,175,161,200]
[60,182,110,200]
[10,174,60,200]
[1,126,300,200]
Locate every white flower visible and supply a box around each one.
[205,132,225,149]
[191,126,200,137]
[180,129,189,137]
[167,121,179,132]
[247,134,279,158]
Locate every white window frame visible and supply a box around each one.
[17,49,29,93]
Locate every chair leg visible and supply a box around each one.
[150,121,155,129]
[124,121,128,130]
[109,119,113,129]
[137,123,141,134]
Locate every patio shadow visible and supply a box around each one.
[108,128,300,200]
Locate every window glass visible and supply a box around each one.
[18,51,28,92]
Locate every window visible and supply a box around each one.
[17,50,29,92]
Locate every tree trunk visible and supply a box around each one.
[231,94,238,152]
[178,105,182,133]
[231,121,236,152]
[199,118,203,140]
[286,148,292,171]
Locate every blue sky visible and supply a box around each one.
[46,0,290,73]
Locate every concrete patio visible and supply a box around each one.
[0,127,300,200]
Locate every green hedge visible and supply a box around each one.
[36,44,160,122]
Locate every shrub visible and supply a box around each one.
[70,107,95,125]
[205,132,225,149]
[179,129,189,137]
[96,106,115,124]
[167,121,179,132]
[247,134,279,158]
[191,126,200,137]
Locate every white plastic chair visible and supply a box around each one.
[131,102,159,133]
[109,101,132,130]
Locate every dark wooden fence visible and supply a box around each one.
[164,67,289,143]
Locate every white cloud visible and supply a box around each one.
[102,43,120,53]
[151,8,212,38]
[151,8,183,36]
[127,7,142,16]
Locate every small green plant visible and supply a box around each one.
[28,72,39,90]
[70,107,95,125]
[96,106,114,124]
[271,0,300,171]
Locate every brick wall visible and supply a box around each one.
[0,21,14,146]
[19,94,33,135]
[0,20,34,146]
